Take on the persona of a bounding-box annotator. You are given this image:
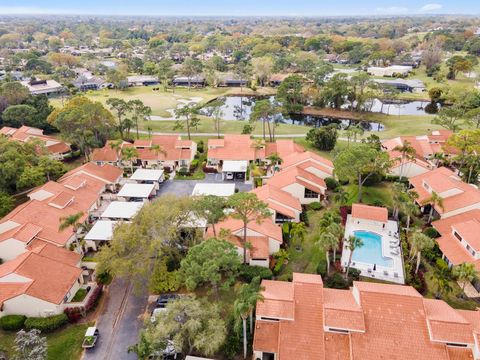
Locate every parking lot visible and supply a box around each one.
[157,173,253,196]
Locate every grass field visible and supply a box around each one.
[342,182,395,208]
[0,323,89,360]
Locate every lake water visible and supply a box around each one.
[201,96,385,131]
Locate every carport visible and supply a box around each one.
[222,160,248,181]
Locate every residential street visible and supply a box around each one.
[82,278,148,360]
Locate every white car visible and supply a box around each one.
[150,307,166,323]
[225,172,234,180]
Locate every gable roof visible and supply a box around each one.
[206,216,282,243]
[251,184,302,218]
[133,135,196,161]
[207,135,256,161]
[267,166,326,194]
[0,126,70,155]
[60,162,123,184]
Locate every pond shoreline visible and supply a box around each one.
[299,107,376,121]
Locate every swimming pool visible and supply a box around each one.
[351,230,393,268]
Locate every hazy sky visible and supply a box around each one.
[0,1,478,16]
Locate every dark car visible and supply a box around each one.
[154,294,180,309]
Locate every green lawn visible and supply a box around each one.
[342,182,394,207]
[0,323,89,360]
[72,288,88,302]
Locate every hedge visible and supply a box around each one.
[239,265,273,282]
[24,313,68,333]
[0,315,26,331]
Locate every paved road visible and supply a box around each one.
[83,278,148,360]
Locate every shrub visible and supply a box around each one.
[96,270,112,285]
[272,249,289,275]
[25,314,68,333]
[64,307,84,323]
[276,271,293,282]
[325,177,340,191]
[317,261,327,277]
[197,140,204,153]
[325,272,349,289]
[0,315,26,331]
[190,159,199,170]
[307,202,322,211]
[84,285,103,312]
[347,268,361,282]
[220,315,242,360]
[239,264,273,282]
[423,227,440,238]
[178,167,189,176]
[149,260,181,293]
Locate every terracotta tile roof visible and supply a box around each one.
[409,167,480,216]
[423,298,474,344]
[296,159,335,177]
[61,163,123,184]
[281,150,334,172]
[253,321,280,353]
[251,185,301,218]
[48,191,74,209]
[264,140,304,160]
[0,250,82,304]
[0,126,70,156]
[256,280,295,320]
[323,288,365,332]
[0,223,42,243]
[324,333,351,360]
[0,282,31,307]
[435,234,480,271]
[267,165,326,194]
[433,210,480,235]
[254,275,480,359]
[133,135,195,161]
[91,140,129,162]
[223,235,270,259]
[207,135,256,161]
[351,203,388,223]
[207,216,282,243]
[452,220,480,250]
[29,241,81,266]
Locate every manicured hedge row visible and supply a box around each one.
[24,313,68,333]
[0,315,26,331]
[239,264,273,282]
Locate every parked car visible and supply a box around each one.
[155,294,180,309]
[225,172,234,180]
[82,327,99,349]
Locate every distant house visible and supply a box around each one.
[269,73,289,87]
[127,75,159,87]
[374,78,426,93]
[91,140,131,166]
[409,167,480,219]
[367,65,413,77]
[0,126,71,160]
[218,75,248,87]
[172,76,205,87]
[73,74,112,91]
[20,79,63,96]
[206,216,282,267]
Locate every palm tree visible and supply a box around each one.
[325,222,343,262]
[290,222,307,251]
[393,140,416,180]
[401,198,420,233]
[59,211,84,252]
[345,235,363,278]
[391,183,407,220]
[266,152,282,174]
[429,267,453,299]
[251,139,265,164]
[109,139,124,166]
[409,232,434,274]
[317,232,336,275]
[453,263,477,296]
[234,278,264,359]
[121,147,139,174]
[150,144,167,168]
[421,191,444,223]
[333,189,350,206]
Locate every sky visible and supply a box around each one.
[0,1,478,17]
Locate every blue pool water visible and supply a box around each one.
[351,231,393,268]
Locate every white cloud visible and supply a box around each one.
[419,3,443,12]
[375,6,409,14]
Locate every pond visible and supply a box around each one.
[201,96,385,131]
[366,99,440,116]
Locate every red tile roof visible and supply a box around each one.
[281,151,334,172]
[61,163,123,184]
[254,275,480,359]
[0,126,70,156]
[251,185,301,219]
[207,216,282,243]
[133,135,196,162]
[351,203,388,223]
[207,135,256,161]
[267,165,326,194]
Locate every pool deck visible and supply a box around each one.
[341,215,405,284]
